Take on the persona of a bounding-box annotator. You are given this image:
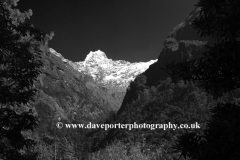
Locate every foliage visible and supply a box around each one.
[34,136,54,160]
[0,2,44,105]
[173,103,240,160]
[166,0,240,159]
[164,0,240,99]
[0,0,53,159]
[55,137,76,160]
[88,140,159,160]
[86,76,215,159]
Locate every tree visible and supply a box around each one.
[169,0,240,159]
[173,103,240,160]
[165,0,240,99]
[0,0,53,159]
[62,137,76,160]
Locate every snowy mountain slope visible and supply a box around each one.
[49,48,157,92]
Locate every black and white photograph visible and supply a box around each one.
[1,0,240,159]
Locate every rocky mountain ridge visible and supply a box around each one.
[49,48,157,92]
[139,7,214,87]
[116,7,215,114]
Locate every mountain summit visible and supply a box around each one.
[49,49,157,90]
[85,50,108,63]
[49,48,157,108]
[77,50,157,91]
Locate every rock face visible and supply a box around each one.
[141,7,214,87]
[76,50,157,90]
[49,48,157,109]
[117,7,214,114]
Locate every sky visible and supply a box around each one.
[18,0,198,63]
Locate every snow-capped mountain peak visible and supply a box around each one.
[49,48,157,91]
[85,50,108,61]
[84,50,110,68]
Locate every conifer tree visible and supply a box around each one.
[0,0,53,159]
[63,138,76,160]
[170,0,240,159]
